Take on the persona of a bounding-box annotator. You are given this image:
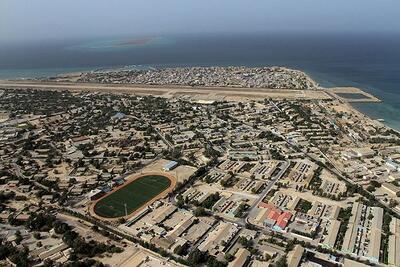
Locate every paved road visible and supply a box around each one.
[317,148,400,218]
[11,163,51,191]
[243,161,290,226]
[271,98,400,218]
[0,80,331,101]
[155,128,173,149]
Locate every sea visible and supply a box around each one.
[0,33,399,130]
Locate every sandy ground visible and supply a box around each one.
[57,213,117,244]
[140,159,197,184]
[112,247,183,267]
[47,163,71,181]
[0,80,332,102]
[326,86,380,102]
[96,245,140,267]
[277,187,355,208]
[95,245,184,267]
[0,112,9,122]
[329,102,355,114]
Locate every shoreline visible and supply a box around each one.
[0,65,397,132]
[349,102,400,135]
[1,80,395,135]
[342,99,400,135]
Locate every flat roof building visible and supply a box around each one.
[342,202,383,263]
[388,218,400,267]
[163,161,178,171]
[287,245,304,267]
[322,219,341,249]
[228,248,250,267]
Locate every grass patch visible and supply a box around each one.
[94,175,171,218]
[295,199,313,213]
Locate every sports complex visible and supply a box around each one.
[90,172,176,220]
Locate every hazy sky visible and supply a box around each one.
[1,0,400,43]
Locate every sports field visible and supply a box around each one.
[93,175,172,218]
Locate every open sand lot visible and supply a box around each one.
[0,80,332,101]
[277,188,356,208]
[94,245,184,267]
[0,112,9,123]
[140,159,197,184]
[326,86,380,103]
[115,247,183,267]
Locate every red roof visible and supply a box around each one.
[276,212,292,229]
[258,202,292,229]
[267,210,281,221]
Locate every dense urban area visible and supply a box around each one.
[71,67,318,90]
[1,69,400,267]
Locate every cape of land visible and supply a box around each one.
[0,66,380,103]
[43,66,319,90]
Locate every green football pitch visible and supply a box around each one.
[94,175,171,218]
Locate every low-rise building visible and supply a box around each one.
[228,248,250,267]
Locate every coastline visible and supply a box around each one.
[0,65,398,132]
[342,99,400,135]
[305,70,400,132]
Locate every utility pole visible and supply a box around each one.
[124,203,127,217]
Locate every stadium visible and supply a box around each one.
[90,172,176,220]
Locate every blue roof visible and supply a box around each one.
[101,186,112,192]
[112,112,126,120]
[164,161,178,169]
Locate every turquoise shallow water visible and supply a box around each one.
[0,67,96,79]
[66,37,173,52]
[0,33,399,129]
[304,66,400,130]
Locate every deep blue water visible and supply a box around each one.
[0,33,399,129]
